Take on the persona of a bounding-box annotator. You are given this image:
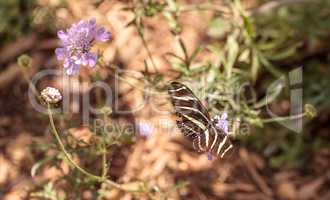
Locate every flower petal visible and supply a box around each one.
[66,63,80,75]
[63,58,71,69]
[221,112,228,120]
[207,152,213,160]
[215,112,229,134]
[89,17,96,26]
[95,27,111,41]
[57,30,68,41]
[55,48,67,60]
[87,53,97,67]
[137,122,154,138]
[80,54,88,66]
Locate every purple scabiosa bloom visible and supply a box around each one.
[136,122,154,138]
[55,18,111,75]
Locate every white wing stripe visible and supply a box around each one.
[221,144,233,158]
[176,106,210,123]
[168,87,186,92]
[217,136,228,155]
[209,125,218,150]
[171,95,197,101]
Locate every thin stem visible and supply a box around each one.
[21,67,42,101]
[93,70,108,178]
[95,87,103,107]
[101,144,107,178]
[106,64,163,96]
[139,32,159,73]
[47,103,103,180]
[46,104,125,190]
[261,112,306,123]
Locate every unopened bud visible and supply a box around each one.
[17,54,32,68]
[304,104,317,119]
[100,106,112,115]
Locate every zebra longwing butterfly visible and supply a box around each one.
[168,82,233,158]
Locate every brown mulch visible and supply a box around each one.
[0,1,329,200]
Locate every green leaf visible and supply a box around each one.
[165,0,178,12]
[165,52,185,62]
[207,18,232,38]
[267,42,302,61]
[30,182,65,200]
[162,11,181,33]
[171,62,189,74]
[251,49,260,82]
[238,48,250,62]
[254,78,284,108]
[178,38,188,61]
[259,53,283,78]
[31,156,53,177]
[225,35,239,77]
[189,46,203,63]
[242,15,255,37]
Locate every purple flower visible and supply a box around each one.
[207,152,213,160]
[207,112,229,161]
[55,18,111,75]
[215,112,228,134]
[136,122,154,138]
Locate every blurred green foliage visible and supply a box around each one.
[0,0,35,43]
[121,0,330,170]
[254,0,330,61]
[248,0,330,168]
[304,59,330,108]
[164,0,330,169]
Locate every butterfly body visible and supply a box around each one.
[168,82,233,158]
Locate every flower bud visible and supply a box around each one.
[100,106,112,115]
[41,87,62,104]
[17,54,32,68]
[304,104,317,119]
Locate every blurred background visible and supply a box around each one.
[0,0,330,199]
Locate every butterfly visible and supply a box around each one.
[168,81,233,158]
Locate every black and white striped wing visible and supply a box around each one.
[168,82,232,157]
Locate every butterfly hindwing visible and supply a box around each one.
[168,81,233,157]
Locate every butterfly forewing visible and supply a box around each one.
[168,82,233,157]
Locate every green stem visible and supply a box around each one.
[101,144,107,178]
[47,103,103,180]
[21,67,42,101]
[261,112,306,123]
[139,32,159,74]
[46,103,125,190]
[106,64,161,96]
